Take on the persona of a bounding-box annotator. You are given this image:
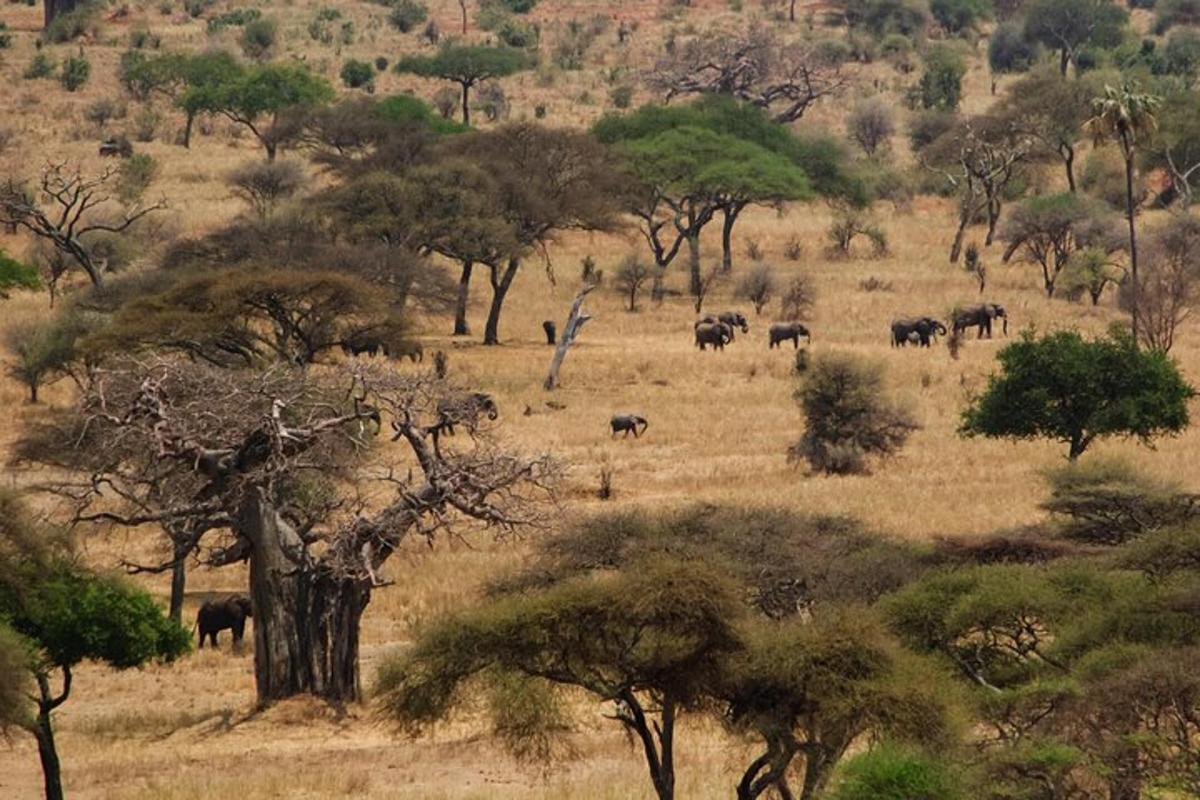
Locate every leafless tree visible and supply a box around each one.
[19,358,557,704]
[646,24,850,124]
[736,262,777,315]
[613,255,654,312]
[0,162,166,289]
[227,159,306,220]
[544,285,594,390]
[922,117,1031,263]
[1125,215,1200,353]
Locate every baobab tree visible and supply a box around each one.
[20,359,557,704]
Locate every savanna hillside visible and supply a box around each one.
[1,0,1199,797]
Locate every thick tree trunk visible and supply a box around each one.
[985,197,1001,246]
[687,231,702,297]
[32,669,68,800]
[43,0,79,27]
[183,112,195,149]
[453,260,473,336]
[169,555,186,624]
[28,383,38,404]
[240,491,371,704]
[949,215,968,264]
[720,205,741,273]
[483,258,519,346]
[461,82,471,126]
[1059,47,1070,76]
[264,140,277,162]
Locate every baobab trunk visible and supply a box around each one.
[240,491,371,703]
[454,260,473,336]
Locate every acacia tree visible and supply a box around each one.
[441,124,621,345]
[120,51,243,149]
[1023,0,1128,75]
[960,328,1194,459]
[646,24,851,123]
[213,63,334,160]
[1131,214,1200,353]
[0,163,166,289]
[21,361,556,704]
[1000,192,1119,296]
[0,490,189,800]
[1000,68,1098,193]
[394,45,531,126]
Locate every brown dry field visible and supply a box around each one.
[0,0,1198,797]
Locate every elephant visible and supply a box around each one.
[341,337,389,358]
[891,317,947,348]
[769,322,812,349]
[694,321,733,351]
[610,414,649,438]
[698,312,749,341]
[542,320,557,345]
[951,303,1008,339]
[195,595,252,649]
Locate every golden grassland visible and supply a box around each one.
[0,0,1198,797]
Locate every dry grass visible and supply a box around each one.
[0,1,1197,797]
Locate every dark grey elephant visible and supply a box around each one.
[195,595,252,649]
[951,303,1008,339]
[611,414,649,438]
[891,317,947,348]
[698,312,749,342]
[695,321,733,351]
[769,322,812,349]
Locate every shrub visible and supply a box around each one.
[84,98,124,132]
[340,59,375,91]
[1156,0,1200,33]
[23,53,56,81]
[239,18,277,61]
[916,45,966,110]
[988,21,1038,80]
[4,318,76,403]
[790,354,919,475]
[827,209,888,257]
[784,236,804,261]
[497,18,539,48]
[389,0,429,33]
[907,109,958,153]
[183,0,215,17]
[0,251,41,298]
[613,255,654,311]
[736,262,777,315]
[847,96,895,157]
[60,54,91,92]
[0,21,12,50]
[1163,27,1200,82]
[930,0,991,33]
[609,85,634,109]
[227,160,306,219]
[781,273,817,320]
[375,56,389,72]
[117,153,157,203]
[473,82,509,121]
[830,744,965,800]
[432,87,459,119]
[206,8,261,34]
[131,105,162,142]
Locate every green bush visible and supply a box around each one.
[916,45,966,110]
[1163,27,1200,82]
[117,153,157,204]
[206,8,261,34]
[24,53,56,80]
[239,18,277,61]
[831,745,965,800]
[340,59,375,90]
[374,56,389,71]
[389,0,429,33]
[0,21,12,50]
[60,54,90,92]
[496,18,539,48]
[183,0,215,17]
[0,251,41,298]
[930,0,991,33]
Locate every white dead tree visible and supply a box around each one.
[544,284,595,390]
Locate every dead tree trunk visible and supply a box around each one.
[543,285,595,390]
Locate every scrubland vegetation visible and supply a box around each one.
[3,0,1200,798]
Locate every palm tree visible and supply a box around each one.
[1085,80,1160,343]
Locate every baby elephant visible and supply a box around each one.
[196,595,252,650]
[769,322,812,349]
[611,414,649,438]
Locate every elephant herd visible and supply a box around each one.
[694,312,812,352]
[892,302,1008,348]
[691,303,1007,353]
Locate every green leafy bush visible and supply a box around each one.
[60,54,90,91]
[340,59,375,90]
[239,18,277,61]
[388,0,428,33]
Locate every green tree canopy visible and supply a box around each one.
[393,45,531,125]
[119,50,243,148]
[1000,191,1120,296]
[1023,0,1128,75]
[214,62,334,160]
[960,328,1194,459]
[999,67,1101,192]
